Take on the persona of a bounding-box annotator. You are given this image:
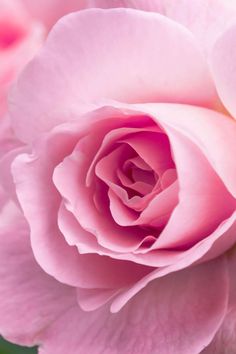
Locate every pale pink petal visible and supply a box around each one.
[110,212,236,311]
[0,146,26,202]
[135,180,178,227]
[0,114,22,157]
[11,131,84,287]
[118,0,236,54]
[57,202,101,251]
[201,249,236,353]
[10,8,218,143]
[210,23,236,120]
[0,198,76,346]
[227,248,236,311]
[76,288,121,311]
[136,103,236,198]
[38,258,228,354]
[152,127,235,249]
[201,310,236,354]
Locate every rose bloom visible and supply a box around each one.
[1,1,236,353]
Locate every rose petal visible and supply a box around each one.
[38,258,228,354]
[102,0,236,54]
[201,248,236,354]
[210,23,236,120]
[76,288,120,311]
[201,309,236,354]
[10,8,218,143]
[110,212,236,311]
[0,197,76,346]
[152,127,235,249]
[141,103,236,198]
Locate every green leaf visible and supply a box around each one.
[0,337,37,354]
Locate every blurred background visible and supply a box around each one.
[0,337,37,353]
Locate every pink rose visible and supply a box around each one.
[0,0,44,117]
[1,3,236,354]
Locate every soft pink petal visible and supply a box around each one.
[91,1,236,56]
[210,23,236,120]
[57,201,101,251]
[0,198,76,346]
[0,146,26,202]
[0,114,22,157]
[227,248,236,311]
[115,0,236,54]
[38,258,228,354]
[201,248,236,353]
[136,180,178,227]
[152,127,235,249]
[136,103,236,198]
[201,310,236,354]
[76,288,120,311]
[10,8,218,143]
[111,212,236,310]
[11,131,85,287]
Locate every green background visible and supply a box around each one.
[0,338,37,354]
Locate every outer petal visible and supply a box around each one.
[0,197,76,346]
[201,309,236,354]
[101,0,236,54]
[10,8,218,143]
[38,258,228,354]
[210,23,236,120]
[201,248,236,354]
